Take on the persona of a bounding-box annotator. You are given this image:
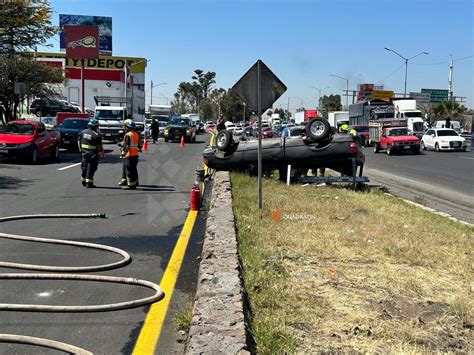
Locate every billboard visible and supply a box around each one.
[65,25,99,59]
[60,14,112,55]
[370,90,394,100]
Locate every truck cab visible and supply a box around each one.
[95,106,127,141]
[370,119,420,155]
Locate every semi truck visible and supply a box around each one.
[349,99,395,126]
[327,111,349,129]
[393,99,425,138]
[369,118,420,155]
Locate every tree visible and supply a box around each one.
[319,95,342,118]
[273,108,291,121]
[171,69,216,118]
[0,0,57,55]
[0,0,63,123]
[0,56,64,122]
[432,101,467,120]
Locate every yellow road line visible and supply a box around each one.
[133,210,198,354]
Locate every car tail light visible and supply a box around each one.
[349,142,357,153]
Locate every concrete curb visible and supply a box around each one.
[186,171,250,354]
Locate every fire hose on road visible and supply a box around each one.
[0,213,165,353]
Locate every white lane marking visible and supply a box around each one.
[458,156,474,160]
[57,162,81,171]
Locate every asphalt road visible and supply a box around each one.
[0,134,209,354]
[363,147,474,223]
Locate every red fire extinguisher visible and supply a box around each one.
[190,185,201,211]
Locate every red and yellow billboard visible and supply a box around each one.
[65,25,99,59]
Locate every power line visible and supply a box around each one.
[380,62,405,81]
[412,54,473,66]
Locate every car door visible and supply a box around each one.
[35,124,48,156]
[424,129,434,148]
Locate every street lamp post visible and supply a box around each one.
[384,47,428,97]
[310,86,330,108]
[150,81,167,105]
[330,75,349,109]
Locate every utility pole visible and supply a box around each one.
[151,79,153,105]
[448,55,454,101]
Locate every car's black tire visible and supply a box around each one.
[412,147,421,155]
[51,143,60,160]
[216,130,232,151]
[421,141,426,150]
[435,143,440,152]
[30,146,38,164]
[305,118,330,142]
[373,143,379,153]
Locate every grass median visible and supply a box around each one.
[231,173,473,353]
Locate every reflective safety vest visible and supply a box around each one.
[80,128,102,155]
[124,131,140,157]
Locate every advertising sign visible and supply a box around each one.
[421,88,448,103]
[357,83,374,102]
[370,90,394,100]
[65,25,99,59]
[60,14,112,55]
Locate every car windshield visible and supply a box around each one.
[0,123,36,135]
[388,128,408,136]
[171,118,191,126]
[404,112,422,118]
[263,127,272,131]
[437,130,458,137]
[61,120,88,129]
[159,121,168,127]
[95,110,123,120]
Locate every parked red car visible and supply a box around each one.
[0,120,61,163]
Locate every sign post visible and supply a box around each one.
[65,25,99,113]
[232,60,287,209]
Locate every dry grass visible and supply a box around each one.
[231,173,473,354]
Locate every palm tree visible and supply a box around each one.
[432,101,467,119]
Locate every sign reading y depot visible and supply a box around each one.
[31,52,147,73]
[60,14,112,55]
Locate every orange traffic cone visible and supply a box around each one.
[180,136,185,148]
[142,136,148,151]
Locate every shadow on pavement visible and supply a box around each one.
[0,175,33,190]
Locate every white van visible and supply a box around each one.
[433,120,461,133]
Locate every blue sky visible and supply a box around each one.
[46,0,473,109]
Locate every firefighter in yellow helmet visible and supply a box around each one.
[340,123,357,136]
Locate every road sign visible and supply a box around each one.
[370,90,394,100]
[409,92,431,103]
[421,88,448,103]
[65,25,99,60]
[232,60,287,115]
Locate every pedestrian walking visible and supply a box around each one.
[150,118,159,143]
[79,118,104,188]
[121,120,141,190]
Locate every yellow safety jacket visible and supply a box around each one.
[124,131,140,157]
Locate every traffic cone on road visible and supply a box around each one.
[142,136,148,151]
[180,136,185,148]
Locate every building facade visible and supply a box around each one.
[34,52,147,116]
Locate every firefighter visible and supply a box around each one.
[150,118,159,143]
[121,120,141,190]
[339,124,356,135]
[118,118,133,186]
[79,118,104,188]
